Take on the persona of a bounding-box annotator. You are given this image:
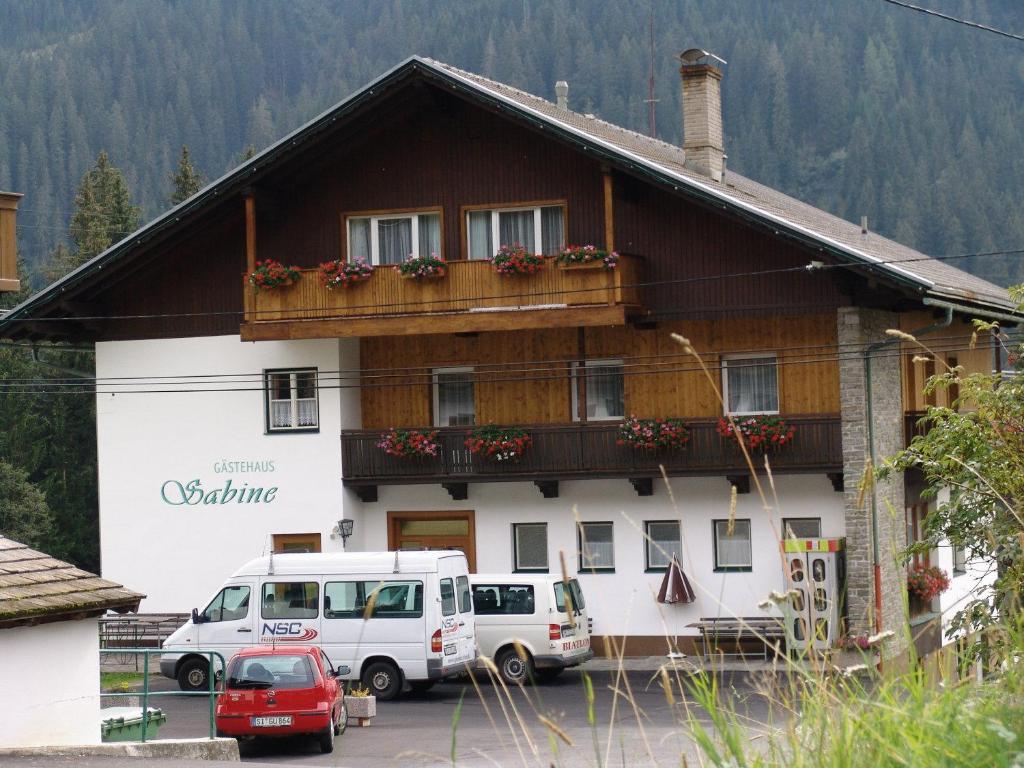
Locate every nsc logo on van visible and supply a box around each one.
[259,622,319,643]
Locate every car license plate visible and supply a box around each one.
[251,715,292,727]
[444,643,457,656]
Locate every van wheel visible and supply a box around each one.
[319,720,335,753]
[177,658,209,691]
[496,648,534,686]
[362,661,402,700]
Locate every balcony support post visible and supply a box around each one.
[352,485,378,503]
[243,190,257,277]
[629,477,653,497]
[534,480,559,499]
[827,472,844,493]
[726,475,750,494]
[442,482,468,501]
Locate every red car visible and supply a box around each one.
[215,645,346,753]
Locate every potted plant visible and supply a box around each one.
[465,424,532,461]
[716,415,796,450]
[490,244,544,275]
[394,253,446,279]
[248,259,301,292]
[616,416,689,451]
[377,427,440,458]
[318,259,373,288]
[556,244,619,270]
[345,683,376,727]
[907,564,950,612]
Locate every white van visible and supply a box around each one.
[470,574,592,685]
[161,551,476,700]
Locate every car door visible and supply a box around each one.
[194,582,256,670]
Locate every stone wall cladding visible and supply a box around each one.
[837,307,907,654]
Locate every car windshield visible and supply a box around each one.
[227,654,316,690]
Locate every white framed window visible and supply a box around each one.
[571,358,624,421]
[512,523,548,572]
[346,210,441,266]
[782,517,821,539]
[465,204,565,259]
[265,368,319,432]
[722,354,779,415]
[713,519,752,571]
[432,366,475,427]
[578,521,614,572]
[953,547,967,575]
[644,521,681,571]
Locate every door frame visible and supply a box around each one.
[387,511,476,572]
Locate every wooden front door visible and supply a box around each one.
[387,511,476,572]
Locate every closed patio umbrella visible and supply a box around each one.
[657,554,696,604]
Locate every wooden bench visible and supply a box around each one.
[688,616,786,661]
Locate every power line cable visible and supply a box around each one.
[880,0,1024,42]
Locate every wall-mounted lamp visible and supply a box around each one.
[336,518,354,546]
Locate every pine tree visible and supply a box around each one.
[169,145,205,205]
[67,151,141,269]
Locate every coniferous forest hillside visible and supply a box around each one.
[2,0,1024,286]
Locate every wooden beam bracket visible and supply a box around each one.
[827,472,845,493]
[629,477,654,497]
[442,482,468,501]
[534,480,559,499]
[727,475,751,494]
[352,485,378,503]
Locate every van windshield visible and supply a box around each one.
[553,579,585,614]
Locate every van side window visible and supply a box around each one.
[202,585,250,623]
[440,578,456,617]
[323,581,423,619]
[471,584,535,615]
[456,575,472,614]
[261,582,319,619]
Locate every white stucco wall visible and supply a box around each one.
[96,334,359,612]
[362,474,846,637]
[0,620,100,747]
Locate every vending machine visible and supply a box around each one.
[782,538,846,652]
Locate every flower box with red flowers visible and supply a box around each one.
[465,425,532,462]
[318,259,374,289]
[907,564,950,602]
[248,259,301,292]
[716,415,796,450]
[394,253,446,279]
[377,428,440,458]
[490,244,544,276]
[556,244,619,270]
[616,416,689,451]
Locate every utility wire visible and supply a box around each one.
[880,0,1024,42]
[9,249,1024,325]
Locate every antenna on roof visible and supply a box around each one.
[644,8,659,137]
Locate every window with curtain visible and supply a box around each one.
[571,359,624,421]
[265,368,319,432]
[953,547,967,575]
[346,211,441,265]
[644,521,681,571]
[513,523,548,571]
[433,367,475,426]
[714,519,752,570]
[578,521,614,572]
[465,204,565,259]
[723,355,779,414]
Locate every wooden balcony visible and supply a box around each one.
[341,415,843,499]
[240,255,644,340]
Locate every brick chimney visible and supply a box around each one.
[679,49,725,182]
[0,192,22,292]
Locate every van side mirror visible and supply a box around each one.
[191,608,207,625]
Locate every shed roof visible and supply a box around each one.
[0,536,144,629]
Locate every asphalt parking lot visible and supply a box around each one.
[144,667,775,767]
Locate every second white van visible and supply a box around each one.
[161,550,476,700]
[470,574,592,685]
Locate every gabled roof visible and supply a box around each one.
[0,536,143,629]
[0,55,1015,336]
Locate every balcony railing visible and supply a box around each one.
[341,415,842,489]
[241,255,644,339]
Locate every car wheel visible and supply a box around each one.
[496,647,534,686]
[177,658,209,692]
[537,667,564,682]
[335,702,348,735]
[319,720,335,754]
[408,680,435,694]
[362,660,402,700]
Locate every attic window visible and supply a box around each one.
[465,204,565,260]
